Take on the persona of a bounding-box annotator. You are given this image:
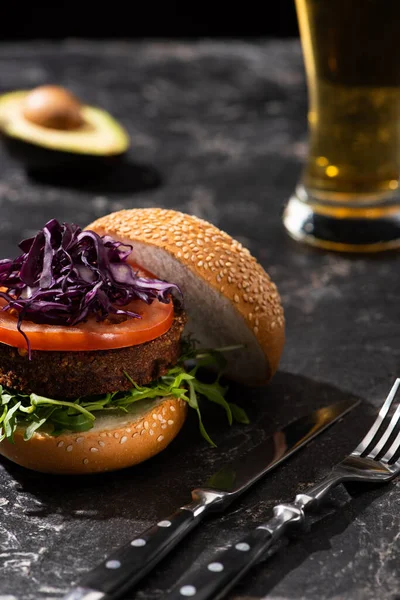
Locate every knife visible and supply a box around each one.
[62,397,358,600]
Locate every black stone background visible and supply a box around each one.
[0,40,399,600]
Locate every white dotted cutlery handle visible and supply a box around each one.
[165,503,305,600]
[63,507,205,600]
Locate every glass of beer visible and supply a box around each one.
[283,0,400,252]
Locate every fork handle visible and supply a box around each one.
[164,503,305,600]
[165,473,346,600]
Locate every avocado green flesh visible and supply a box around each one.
[0,91,130,156]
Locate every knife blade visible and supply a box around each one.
[62,397,359,600]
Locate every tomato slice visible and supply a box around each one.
[0,264,175,352]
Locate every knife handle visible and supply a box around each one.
[164,503,305,600]
[63,506,204,600]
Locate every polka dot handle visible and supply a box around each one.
[164,503,304,600]
[68,507,205,599]
[163,527,274,600]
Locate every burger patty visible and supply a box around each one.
[0,309,187,399]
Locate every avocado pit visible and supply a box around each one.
[22,85,85,131]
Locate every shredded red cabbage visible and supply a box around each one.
[0,219,182,358]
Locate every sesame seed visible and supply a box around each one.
[170,406,176,412]
[140,429,146,436]
[120,436,128,444]
[248,313,253,321]
[150,429,154,436]
[254,326,259,334]
[255,318,259,326]
[114,432,120,438]
[57,441,64,448]
[100,432,107,438]
[66,445,73,452]
[234,294,240,303]
[76,437,84,444]
[161,424,167,429]
[152,413,157,420]
[144,421,149,429]
[126,428,131,433]
[152,422,157,428]
[271,321,276,330]
[198,261,203,267]
[157,435,164,443]
[83,458,89,465]
[99,441,105,448]
[90,447,99,453]
[168,419,174,425]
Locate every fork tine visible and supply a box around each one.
[381,425,400,464]
[354,378,400,455]
[367,400,400,459]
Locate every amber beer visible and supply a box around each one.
[283,0,400,252]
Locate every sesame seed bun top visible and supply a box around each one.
[87,208,285,386]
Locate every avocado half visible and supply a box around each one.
[0,90,130,173]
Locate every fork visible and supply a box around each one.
[165,378,400,600]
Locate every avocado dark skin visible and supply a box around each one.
[1,133,126,174]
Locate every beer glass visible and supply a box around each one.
[283,0,400,252]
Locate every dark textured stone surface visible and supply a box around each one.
[0,39,399,600]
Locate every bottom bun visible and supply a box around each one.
[0,396,187,475]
